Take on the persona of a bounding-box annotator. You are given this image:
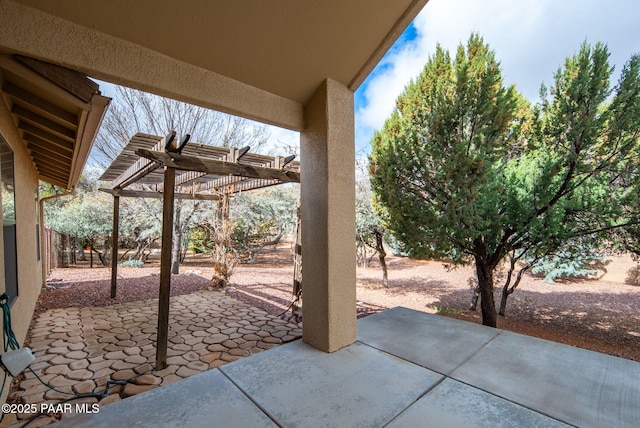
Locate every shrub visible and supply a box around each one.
[118,259,145,268]
[625,265,640,286]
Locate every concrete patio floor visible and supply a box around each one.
[10,290,301,426]
[52,307,640,428]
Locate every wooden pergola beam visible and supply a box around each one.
[220,178,281,194]
[136,149,301,183]
[199,155,287,193]
[111,137,167,189]
[185,177,249,194]
[187,175,285,195]
[99,188,220,200]
[173,170,207,188]
[155,145,252,192]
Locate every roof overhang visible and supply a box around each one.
[0,54,110,189]
[0,0,427,131]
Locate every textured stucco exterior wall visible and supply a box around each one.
[300,79,356,352]
[0,91,41,404]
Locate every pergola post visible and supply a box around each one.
[110,195,120,298]
[300,78,356,352]
[156,166,176,369]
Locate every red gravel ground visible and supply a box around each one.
[37,267,211,313]
[40,245,640,362]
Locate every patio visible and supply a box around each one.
[53,307,640,427]
[12,290,301,425]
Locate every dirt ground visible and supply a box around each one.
[40,245,640,362]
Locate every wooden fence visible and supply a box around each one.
[45,227,75,274]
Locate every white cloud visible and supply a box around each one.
[416,0,555,98]
[355,0,640,153]
[356,39,429,132]
[354,12,432,154]
[264,126,300,157]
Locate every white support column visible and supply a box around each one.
[300,78,356,352]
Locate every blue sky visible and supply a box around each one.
[97,0,640,158]
[354,0,640,155]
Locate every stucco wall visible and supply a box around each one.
[0,96,41,403]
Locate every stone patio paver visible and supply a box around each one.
[8,289,301,427]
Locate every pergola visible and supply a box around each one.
[99,132,300,368]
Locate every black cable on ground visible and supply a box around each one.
[26,367,76,397]
[19,393,105,428]
[1,291,156,426]
[18,363,154,426]
[278,299,297,317]
[19,366,155,428]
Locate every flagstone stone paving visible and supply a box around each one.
[6,290,301,427]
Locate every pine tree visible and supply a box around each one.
[370,35,640,327]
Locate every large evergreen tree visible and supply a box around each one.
[370,35,640,327]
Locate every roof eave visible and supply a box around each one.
[68,93,110,189]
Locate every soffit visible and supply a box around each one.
[0,54,110,189]
[12,0,426,105]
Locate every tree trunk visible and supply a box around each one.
[499,263,514,316]
[171,204,182,274]
[374,229,388,287]
[498,285,509,317]
[474,255,497,327]
[95,249,108,267]
[77,241,86,262]
[499,263,529,316]
[70,237,77,264]
[469,286,480,311]
[171,229,182,274]
[102,238,111,265]
[180,245,188,263]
